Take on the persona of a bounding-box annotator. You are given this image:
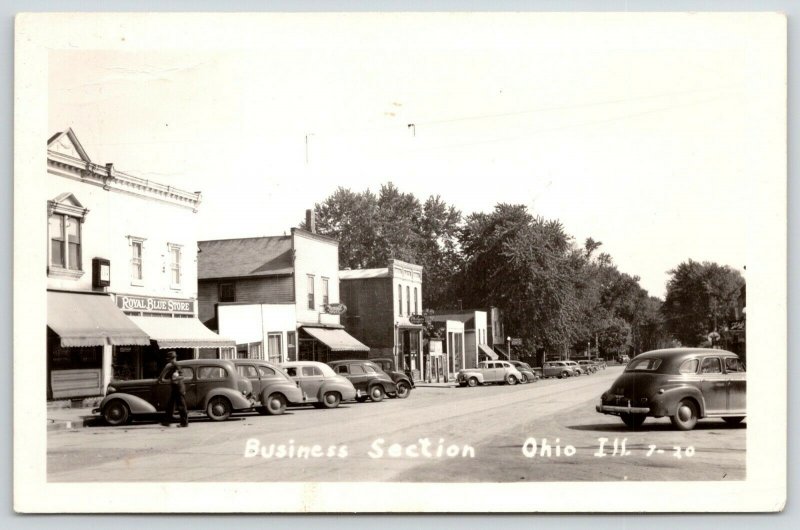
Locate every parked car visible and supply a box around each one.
[593,358,607,370]
[542,361,576,378]
[457,361,524,387]
[596,348,746,430]
[281,361,357,409]
[95,359,255,425]
[564,361,584,376]
[328,360,398,402]
[616,354,630,364]
[370,358,414,398]
[231,359,303,415]
[510,361,539,383]
[577,360,597,374]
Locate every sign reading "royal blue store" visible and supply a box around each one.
[116,294,195,315]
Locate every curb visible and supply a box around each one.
[47,415,96,432]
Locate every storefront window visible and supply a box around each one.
[307,274,315,310]
[112,346,140,380]
[267,333,282,364]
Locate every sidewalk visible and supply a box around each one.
[414,381,458,388]
[47,407,99,432]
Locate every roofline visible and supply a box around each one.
[292,227,339,246]
[198,272,294,281]
[198,235,292,245]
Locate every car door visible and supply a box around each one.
[237,364,262,396]
[724,356,746,413]
[194,365,229,410]
[698,356,727,413]
[301,365,325,401]
[348,364,370,393]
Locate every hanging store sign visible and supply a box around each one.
[116,294,195,315]
[408,313,425,326]
[510,338,523,346]
[324,303,347,315]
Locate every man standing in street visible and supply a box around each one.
[161,351,188,428]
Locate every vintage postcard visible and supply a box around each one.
[14,12,786,512]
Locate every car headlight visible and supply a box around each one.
[106,386,116,394]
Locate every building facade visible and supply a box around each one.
[198,222,369,364]
[339,259,424,380]
[46,129,233,400]
[428,310,491,369]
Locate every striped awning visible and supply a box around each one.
[129,316,235,349]
[48,291,150,347]
[479,344,498,360]
[301,326,370,352]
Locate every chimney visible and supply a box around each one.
[306,209,316,233]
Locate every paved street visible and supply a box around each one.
[47,366,745,482]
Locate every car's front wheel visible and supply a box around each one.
[103,399,130,426]
[206,396,232,421]
[670,398,699,431]
[321,391,341,409]
[559,371,569,379]
[264,393,287,415]
[369,385,385,402]
[467,377,479,387]
[395,381,411,399]
[620,413,647,429]
[506,374,518,385]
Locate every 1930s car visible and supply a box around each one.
[328,360,398,402]
[457,361,524,387]
[542,361,576,378]
[596,348,746,430]
[281,361,357,408]
[370,358,414,398]
[95,359,255,425]
[510,361,539,383]
[232,359,303,415]
[577,360,597,374]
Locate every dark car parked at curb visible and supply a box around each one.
[510,361,539,383]
[596,348,746,430]
[370,358,414,398]
[328,360,398,402]
[95,359,255,426]
[232,359,303,415]
[281,361,357,408]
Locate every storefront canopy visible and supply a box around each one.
[494,345,509,360]
[302,326,370,352]
[129,316,235,349]
[478,344,498,360]
[48,291,151,347]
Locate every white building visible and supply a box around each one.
[46,129,233,400]
[198,216,368,363]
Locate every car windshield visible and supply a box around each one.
[626,358,662,372]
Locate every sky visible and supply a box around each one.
[47,14,756,298]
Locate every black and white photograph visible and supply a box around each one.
[14,11,786,513]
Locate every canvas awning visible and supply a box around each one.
[494,344,510,360]
[301,326,370,352]
[129,316,235,349]
[479,344,498,360]
[48,291,150,347]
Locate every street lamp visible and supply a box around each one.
[506,336,511,362]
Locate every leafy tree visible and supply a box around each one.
[662,260,745,346]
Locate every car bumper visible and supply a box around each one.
[596,404,651,415]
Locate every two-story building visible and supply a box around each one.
[46,129,234,400]
[339,259,424,380]
[198,214,369,364]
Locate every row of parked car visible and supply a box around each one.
[455,358,607,388]
[96,357,414,426]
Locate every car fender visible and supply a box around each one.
[259,383,304,406]
[370,379,397,394]
[464,372,484,383]
[655,386,707,418]
[202,388,253,411]
[319,380,357,401]
[99,393,157,415]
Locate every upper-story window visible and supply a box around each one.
[219,282,235,303]
[307,274,315,310]
[414,287,418,315]
[128,236,145,285]
[406,285,411,316]
[322,277,329,306]
[398,284,403,315]
[47,193,88,279]
[168,243,182,288]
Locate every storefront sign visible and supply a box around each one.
[92,258,111,288]
[510,338,523,346]
[408,313,425,325]
[117,294,195,315]
[324,303,347,315]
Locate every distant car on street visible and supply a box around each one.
[596,348,746,430]
[510,361,539,383]
[281,361,357,409]
[231,359,303,415]
[542,361,576,379]
[95,359,255,425]
[369,358,414,398]
[593,358,607,370]
[564,361,584,376]
[577,360,597,374]
[457,361,524,387]
[328,360,398,402]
